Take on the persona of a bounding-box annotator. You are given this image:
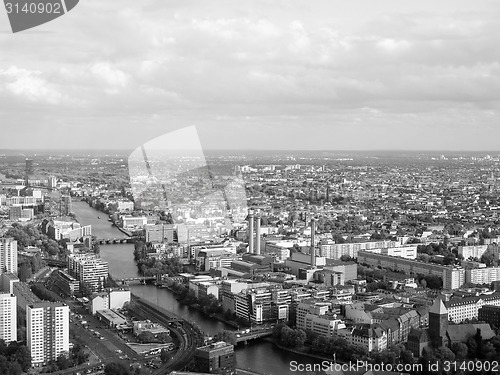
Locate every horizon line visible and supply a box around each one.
[1,148,500,153]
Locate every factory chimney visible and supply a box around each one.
[248,210,254,253]
[310,218,316,266]
[255,214,261,255]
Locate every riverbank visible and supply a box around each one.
[189,303,241,329]
[161,284,241,329]
[273,341,343,364]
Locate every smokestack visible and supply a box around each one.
[310,218,316,266]
[248,211,254,253]
[255,215,261,255]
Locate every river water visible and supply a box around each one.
[72,201,327,375]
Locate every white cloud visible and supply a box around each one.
[91,62,128,89]
[0,66,63,104]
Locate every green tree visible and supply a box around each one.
[104,362,131,375]
[160,348,170,364]
[213,331,236,346]
[17,262,32,282]
[451,342,468,359]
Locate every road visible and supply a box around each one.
[66,300,140,364]
[129,299,203,374]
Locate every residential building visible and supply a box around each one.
[9,206,34,221]
[68,254,109,292]
[358,251,465,290]
[466,267,500,285]
[0,238,18,275]
[0,293,17,343]
[478,305,500,327]
[27,302,69,366]
[144,224,175,243]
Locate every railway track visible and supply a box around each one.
[129,298,203,374]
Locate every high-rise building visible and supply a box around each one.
[48,176,57,189]
[0,293,17,343]
[0,238,18,275]
[27,302,69,366]
[25,159,34,176]
[61,195,72,215]
[68,254,108,292]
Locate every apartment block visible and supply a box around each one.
[319,240,400,260]
[27,302,69,366]
[0,238,18,275]
[358,251,465,290]
[0,293,17,343]
[466,267,500,285]
[68,254,109,292]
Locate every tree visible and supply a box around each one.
[160,348,170,364]
[104,362,131,375]
[56,353,71,370]
[17,262,32,282]
[213,331,236,346]
[294,329,306,348]
[451,342,468,359]
[312,335,329,354]
[481,252,495,267]
[70,343,89,365]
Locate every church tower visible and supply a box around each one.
[428,298,448,347]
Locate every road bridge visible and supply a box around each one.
[235,329,273,344]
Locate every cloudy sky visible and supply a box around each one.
[1,0,500,151]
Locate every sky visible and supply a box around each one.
[1,0,500,151]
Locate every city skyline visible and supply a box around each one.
[1,0,500,150]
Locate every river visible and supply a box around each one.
[71,200,328,375]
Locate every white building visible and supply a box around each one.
[27,302,69,366]
[458,245,489,260]
[296,300,330,330]
[120,216,148,230]
[68,254,109,292]
[466,267,500,285]
[445,294,500,323]
[0,238,18,275]
[0,293,17,343]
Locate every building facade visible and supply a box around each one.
[27,302,69,366]
[0,293,17,343]
[0,238,18,275]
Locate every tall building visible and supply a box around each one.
[25,159,34,176]
[25,158,34,186]
[48,176,57,189]
[68,254,108,292]
[27,302,69,366]
[0,238,18,275]
[0,293,17,343]
[428,298,448,348]
[61,195,72,215]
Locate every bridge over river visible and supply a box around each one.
[235,328,274,344]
